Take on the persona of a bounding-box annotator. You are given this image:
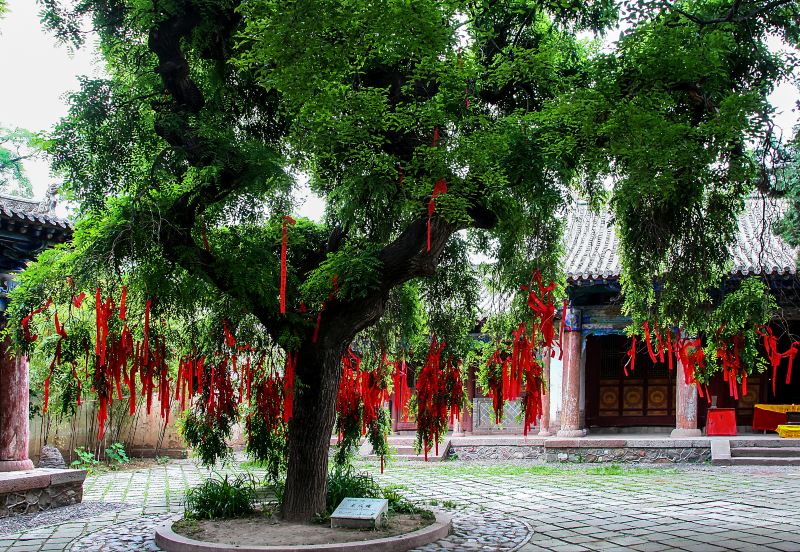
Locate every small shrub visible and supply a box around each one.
[383,485,434,518]
[105,443,129,468]
[321,466,435,522]
[156,455,171,465]
[184,473,257,520]
[325,465,383,515]
[71,447,99,474]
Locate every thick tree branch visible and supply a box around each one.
[668,0,794,25]
[317,203,497,347]
[145,2,288,337]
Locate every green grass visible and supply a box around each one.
[396,463,680,478]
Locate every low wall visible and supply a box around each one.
[0,468,86,518]
[449,437,711,463]
[28,399,243,465]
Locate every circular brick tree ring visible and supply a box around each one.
[154,513,452,552]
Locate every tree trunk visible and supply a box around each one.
[282,342,345,522]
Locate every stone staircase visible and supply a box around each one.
[712,438,800,466]
[359,435,450,462]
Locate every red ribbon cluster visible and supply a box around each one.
[715,333,747,401]
[335,349,389,438]
[391,356,411,421]
[22,287,301,441]
[483,270,555,430]
[415,337,450,461]
[756,325,800,395]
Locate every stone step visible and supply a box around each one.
[364,453,445,462]
[731,447,800,458]
[728,456,800,466]
[729,439,800,448]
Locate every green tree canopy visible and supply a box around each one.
[0,126,36,197]
[8,0,798,520]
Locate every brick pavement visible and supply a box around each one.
[0,460,798,551]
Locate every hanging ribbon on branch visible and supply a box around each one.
[756,325,800,395]
[282,350,297,423]
[280,215,296,315]
[426,179,448,252]
[675,336,710,404]
[415,336,448,461]
[392,355,411,421]
[20,298,53,342]
[485,347,507,424]
[715,333,746,401]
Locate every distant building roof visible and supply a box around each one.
[0,189,72,273]
[564,197,798,283]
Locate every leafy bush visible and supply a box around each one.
[70,446,99,474]
[104,442,129,468]
[177,410,233,466]
[184,473,257,520]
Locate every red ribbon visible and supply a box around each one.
[20,298,52,342]
[283,351,297,423]
[426,179,448,251]
[643,321,658,364]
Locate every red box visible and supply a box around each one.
[706,408,737,436]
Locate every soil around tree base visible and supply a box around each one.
[156,512,452,552]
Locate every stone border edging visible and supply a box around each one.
[155,513,452,552]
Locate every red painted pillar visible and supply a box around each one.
[557,308,586,437]
[390,393,400,433]
[671,356,701,438]
[0,331,34,471]
[538,349,553,436]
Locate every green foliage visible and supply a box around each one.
[0,126,38,198]
[177,410,233,467]
[698,277,776,382]
[775,142,800,253]
[104,442,129,468]
[244,410,287,485]
[20,0,797,518]
[70,446,99,474]
[184,473,257,520]
[366,407,393,464]
[540,0,796,335]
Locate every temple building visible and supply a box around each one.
[391,197,799,440]
[549,197,798,438]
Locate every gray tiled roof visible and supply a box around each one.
[564,197,798,282]
[0,193,71,231]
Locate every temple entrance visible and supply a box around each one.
[586,334,676,427]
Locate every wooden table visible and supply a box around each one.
[752,404,800,432]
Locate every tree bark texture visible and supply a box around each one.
[282,343,345,520]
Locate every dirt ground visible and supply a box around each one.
[172,513,434,546]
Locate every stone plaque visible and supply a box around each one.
[330,497,389,529]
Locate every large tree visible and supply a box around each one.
[9,0,797,521]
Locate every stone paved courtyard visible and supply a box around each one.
[0,459,799,551]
